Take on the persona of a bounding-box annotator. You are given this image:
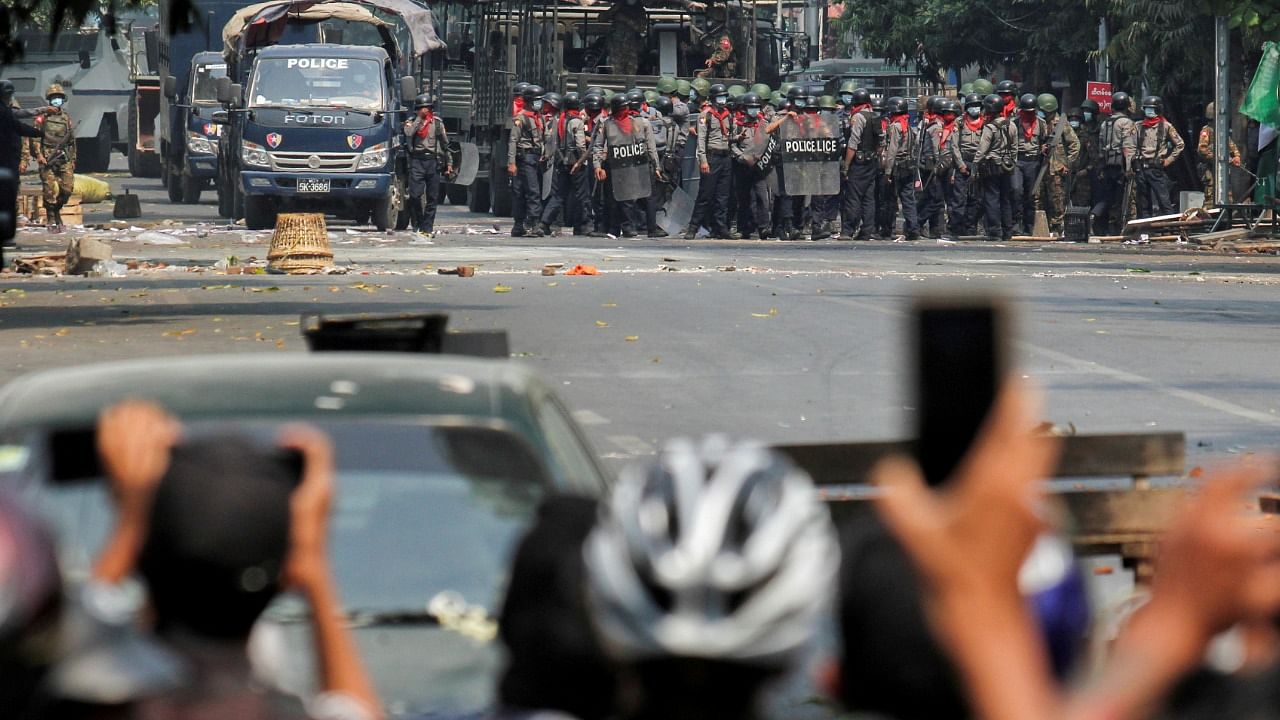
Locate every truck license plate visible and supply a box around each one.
[297,179,330,193]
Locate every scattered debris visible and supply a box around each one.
[438,266,475,277]
[566,264,600,276]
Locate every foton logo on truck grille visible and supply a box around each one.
[284,114,347,125]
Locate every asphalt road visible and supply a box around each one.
[4,156,1280,473]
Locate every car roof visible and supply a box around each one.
[257,44,389,62]
[0,353,543,431]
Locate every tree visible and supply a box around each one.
[1,0,171,64]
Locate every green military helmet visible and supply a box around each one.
[838,80,857,94]
[602,88,615,100]
[770,91,785,108]
[971,78,993,96]
[691,77,712,95]
[656,75,678,94]
[1036,93,1058,113]
[959,82,974,96]
[728,84,746,97]
[644,89,659,104]
[676,79,691,99]
[818,94,838,110]
[778,82,794,97]
[750,83,771,98]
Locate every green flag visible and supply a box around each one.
[1241,41,1280,126]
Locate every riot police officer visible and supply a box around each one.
[686,83,734,239]
[951,93,986,236]
[839,87,879,240]
[648,95,685,237]
[1091,91,1137,235]
[404,94,452,236]
[880,96,919,241]
[1135,95,1184,218]
[36,84,76,232]
[594,93,661,238]
[508,84,546,236]
[974,93,1014,240]
[540,92,593,236]
[732,91,776,239]
[1011,93,1047,236]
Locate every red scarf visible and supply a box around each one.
[940,116,956,145]
[615,108,633,135]
[512,97,524,116]
[1142,115,1164,129]
[888,114,909,135]
[519,109,542,131]
[559,109,581,141]
[1001,96,1014,118]
[852,103,871,113]
[707,106,730,135]
[415,110,435,138]
[733,110,746,126]
[1019,111,1037,141]
[964,115,985,133]
[924,111,936,125]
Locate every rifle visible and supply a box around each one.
[1120,169,1136,226]
[1031,116,1066,199]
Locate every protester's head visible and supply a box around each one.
[138,437,294,641]
[584,436,839,719]
[498,494,617,720]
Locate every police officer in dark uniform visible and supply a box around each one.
[508,84,546,237]
[687,83,734,239]
[0,80,48,253]
[540,92,593,236]
[403,94,452,236]
[839,88,879,240]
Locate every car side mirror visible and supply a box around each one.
[79,50,91,69]
[163,75,177,99]
[400,76,417,107]
[216,76,231,104]
[210,110,229,125]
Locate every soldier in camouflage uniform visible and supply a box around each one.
[35,84,76,232]
[694,4,735,79]
[1197,102,1241,207]
[605,0,705,76]
[1035,93,1080,235]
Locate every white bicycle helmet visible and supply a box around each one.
[584,435,839,670]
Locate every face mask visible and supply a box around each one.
[1083,112,1093,122]
[840,94,853,105]
[532,99,543,111]
[794,99,806,109]
[1143,107,1157,118]
[714,95,728,106]
[967,107,981,118]
[1036,110,1046,120]
[746,107,759,118]
[1069,120,1080,129]
[51,98,64,108]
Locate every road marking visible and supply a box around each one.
[572,409,611,425]
[608,435,655,456]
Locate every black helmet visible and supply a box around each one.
[513,81,531,97]
[982,93,1004,114]
[964,92,983,109]
[0,80,13,101]
[871,96,886,113]
[926,95,944,113]
[626,88,644,110]
[1018,92,1036,110]
[523,84,544,101]
[939,98,959,115]
[563,91,582,110]
[1080,99,1100,114]
[584,92,604,111]
[995,79,1017,95]
[1140,95,1164,115]
[886,96,908,114]
[609,93,628,113]
[654,96,674,115]
[1066,106,1083,120]
[742,91,762,108]
[414,93,434,109]
[542,92,563,111]
[1111,91,1132,113]
[786,85,807,100]
[586,86,607,97]
[850,88,871,106]
[709,83,729,105]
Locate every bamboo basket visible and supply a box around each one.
[267,213,334,274]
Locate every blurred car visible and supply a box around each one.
[0,351,609,716]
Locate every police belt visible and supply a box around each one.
[517,152,540,163]
[1017,151,1042,161]
[704,148,730,157]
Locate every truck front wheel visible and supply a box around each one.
[372,174,404,231]
[244,195,276,230]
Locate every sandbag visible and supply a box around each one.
[73,174,111,203]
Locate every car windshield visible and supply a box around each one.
[249,57,384,110]
[8,419,546,715]
[191,62,227,103]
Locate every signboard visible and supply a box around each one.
[1087,81,1113,114]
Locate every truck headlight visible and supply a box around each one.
[357,142,388,169]
[241,141,269,168]
[187,131,215,155]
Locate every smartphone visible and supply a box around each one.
[912,295,1007,487]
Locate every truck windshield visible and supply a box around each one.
[16,28,98,57]
[191,62,227,103]
[249,57,384,110]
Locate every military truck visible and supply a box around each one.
[427,0,808,215]
[0,24,135,172]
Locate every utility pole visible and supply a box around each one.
[1215,16,1230,206]
[1097,18,1109,82]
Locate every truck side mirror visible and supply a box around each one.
[229,83,242,108]
[400,76,417,107]
[216,77,232,104]
[210,110,230,125]
[79,50,91,70]
[163,75,177,99]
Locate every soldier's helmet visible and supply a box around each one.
[981,93,1004,115]
[818,95,838,110]
[925,95,944,113]
[1018,93,1037,110]
[676,79,692,99]
[886,96,908,114]
[728,84,746,98]
[542,92,563,111]
[654,96,674,116]
[584,93,604,111]
[609,93,628,113]
[939,98,959,115]
[778,82,794,97]
[586,85,607,97]
[871,96,886,113]
[750,83,772,98]
[995,79,1017,96]
[1036,93,1058,113]
[963,92,983,109]
[656,76,678,94]
[414,93,434,109]
[691,77,712,95]
[849,88,871,106]
[709,83,729,105]
[644,89,659,104]
[959,82,974,96]
[1140,95,1164,115]
[741,92,762,108]
[770,91,784,108]
[1080,99,1100,114]
[563,92,581,110]
[522,84,544,101]
[785,85,806,100]
[838,80,857,95]
[45,83,67,100]
[972,78,994,96]
[513,81,530,97]
[1110,91,1132,112]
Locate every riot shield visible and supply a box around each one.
[606,122,652,203]
[777,115,841,196]
[659,186,695,236]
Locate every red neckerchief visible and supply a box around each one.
[923,111,936,125]
[519,109,542,131]
[733,110,746,125]
[1142,115,1164,129]
[852,103,871,113]
[1001,96,1014,117]
[708,106,730,135]
[513,97,524,116]
[615,108,633,134]
[415,110,435,138]
[890,113,909,135]
[1019,111,1037,141]
[939,115,956,145]
[584,111,597,134]
[964,115,985,133]
[559,109,581,141]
